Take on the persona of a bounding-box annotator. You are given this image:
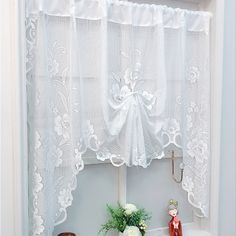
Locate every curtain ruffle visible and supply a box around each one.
[26,0,211,33]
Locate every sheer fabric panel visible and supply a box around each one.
[26,1,211,235]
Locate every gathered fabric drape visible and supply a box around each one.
[26,0,211,235]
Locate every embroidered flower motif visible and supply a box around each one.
[58,188,73,208]
[111,66,156,111]
[142,91,153,101]
[33,171,43,193]
[96,148,111,161]
[48,57,59,77]
[26,18,37,43]
[33,214,45,236]
[176,95,182,105]
[142,91,156,110]
[96,148,124,166]
[77,120,100,152]
[47,41,66,77]
[111,69,135,102]
[54,114,70,142]
[162,118,180,135]
[124,63,141,90]
[35,131,41,150]
[187,138,208,163]
[162,118,181,147]
[32,168,44,235]
[124,68,133,85]
[187,66,200,83]
[183,176,194,192]
[47,145,63,167]
[26,18,37,82]
[186,102,199,132]
[111,50,143,102]
[124,63,140,87]
[74,149,84,173]
[186,114,193,131]
[187,102,199,114]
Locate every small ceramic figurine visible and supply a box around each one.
[168,199,182,236]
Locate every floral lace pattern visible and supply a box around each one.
[182,63,210,216]
[186,66,200,84]
[54,113,70,144]
[47,145,63,168]
[104,49,166,167]
[26,16,85,235]
[32,168,44,235]
[58,189,73,209]
[26,5,210,235]
[162,118,181,148]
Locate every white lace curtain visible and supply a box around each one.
[26,0,211,235]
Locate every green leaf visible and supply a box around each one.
[98,204,151,235]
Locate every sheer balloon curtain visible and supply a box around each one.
[26,1,211,235]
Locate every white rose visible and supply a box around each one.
[124,203,138,215]
[123,226,142,236]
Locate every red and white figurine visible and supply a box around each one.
[168,199,182,236]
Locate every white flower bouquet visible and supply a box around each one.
[99,203,151,236]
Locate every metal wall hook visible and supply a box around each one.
[171,150,184,183]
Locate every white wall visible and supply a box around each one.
[0,1,24,236]
[218,0,236,235]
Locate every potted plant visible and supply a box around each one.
[99,203,151,236]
